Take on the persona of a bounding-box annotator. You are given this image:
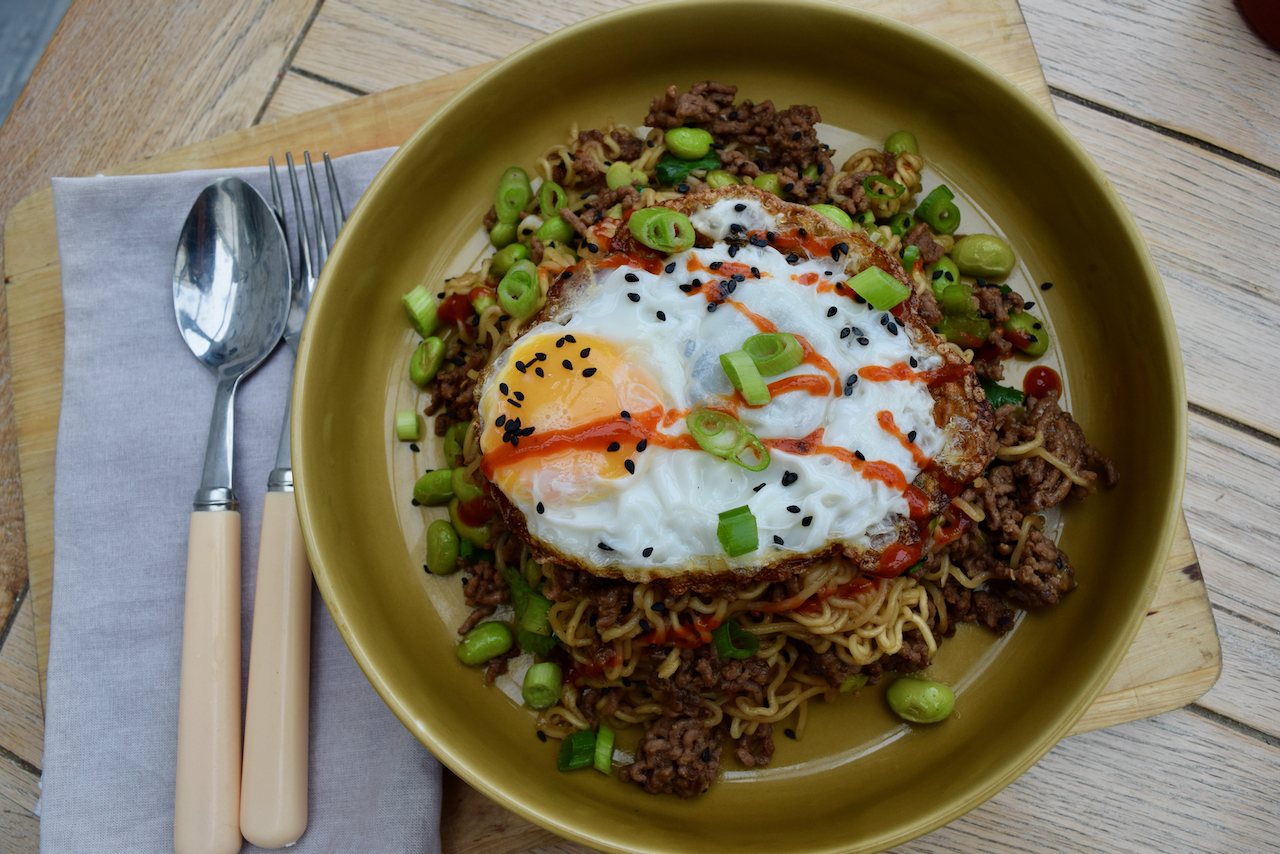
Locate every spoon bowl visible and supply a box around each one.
[171,175,290,854]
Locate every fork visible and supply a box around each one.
[240,152,345,848]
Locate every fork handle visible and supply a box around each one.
[240,491,311,848]
[175,510,243,854]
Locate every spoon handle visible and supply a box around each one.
[240,491,311,848]
[175,510,243,854]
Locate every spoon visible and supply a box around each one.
[172,176,291,854]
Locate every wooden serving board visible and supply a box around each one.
[0,5,1221,851]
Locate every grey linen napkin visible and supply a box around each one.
[43,149,442,853]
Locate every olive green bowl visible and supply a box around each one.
[293,2,1184,851]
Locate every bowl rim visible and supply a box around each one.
[295,0,1188,849]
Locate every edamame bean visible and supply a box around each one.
[886,677,955,723]
[884,130,920,156]
[425,519,461,575]
[664,127,714,160]
[489,219,517,249]
[950,233,1015,278]
[456,621,514,665]
[1003,311,1050,357]
[853,210,877,228]
[704,169,740,189]
[536,216,576,245]
[451,467,485,503]
[925,256,960,298]
[442,421,468,466]
[490,243,529,278]
[753,173,784,197]
[413,469,454,506]
[449,497,492,547]
[409,337,445,387]
[802,163,821,181]
[810,204,855,230]
[606,160,636,191]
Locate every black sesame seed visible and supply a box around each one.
[907,430,917,443]
[701,747,711,762]
[564,334,576,343]
[643,547,654,558]
[854,450,865,461]
[751,267,760,278]
[521,228,531,236]
[556,337,566,348]
[624,459,635,474]
[677,183,689,194]
[710,261,723,270]
[844,385,852,396]
[734,203,747,212]
[637,439,648,452]
[562,359,573,370]
[639,619,651,633]
[627,292,640,302]
[536,502,545,514]
[857,337,870,346]
[589,613,598,626]
[909,357,918,368]
[784,728,796,740]
[507,399,522,408]
[535,352,547,361]
[887,323,899,336]
[787,505,801,514]
[1041,281,1054,290]
[580,347,591,358]
[880,314,890,326]
[767,231,776,242]
[782,471,798,486]
[411,498,420,506]
[1024,301,1036,309]
[827,306,837,317]
[729,223,743,232]
[665,262,677,273]
[728,244,740,257]
[437,292,445,299]
[1033,322,1043,330]
[514,391,525,401]
[537,731,547,742]
[499,382,509,394]
[725,280,737,294]
[656,310,667,321]
[535,367,545,377]
[603,442,620,454]
[586,243,598,252]
[831,243,848,261]
[707,302,718,312]
[449,355,465,366]
[621,410,631,420]
[773,535,785,545]
[409,443,420,452]
[840,327,851,339]
[786,253,799,263]
[559,270,572,280]
[783,182,794,192]
[625,272,639,282]
[622,677,632,687]
[652,602,665,613]
[599,542,614,551]
[583,367,597,377]
[854,293,866,304]
[802,516,813,527]
[679,284,694,293]
[846,373,857,386]
[932,270,943,280]
[754,483,766,492]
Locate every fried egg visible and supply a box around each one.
[476,187,993,586]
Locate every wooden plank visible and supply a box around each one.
[0,803,38,854]
[259,71,357,125]
[0,592,44,768]
[1199,603,1280,738]
[291,0,1054,112]
[1053,98,1280,437]
[1022,0,1280,170]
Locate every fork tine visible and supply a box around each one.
[285,152,314,283]
[267,156,285,228]
[303,152,329,271]
[323,153,347,235]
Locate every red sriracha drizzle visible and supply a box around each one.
[1023,365,1062,399]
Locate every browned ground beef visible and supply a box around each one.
[461,559,508,609]
[645,81,834,185]
[880,628,934,672]
[620,716,724,798]
[941,578,1014,634]
[483,648,518,684]
[428,338,488,435]
[566,186,639,230]
[735,723,774,768]
[904,222,946,264]
[972,328,1014,381]
[610,129,646,161]
[916,286,943,327]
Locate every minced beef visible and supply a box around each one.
[903,222,945,264]
[620,716,723,798]
[483,647,518,684]
[972,327,1014,381]
[916,286,943,327]
[881,628,934,672]
[1000,390,1119,508]
[610,129,646,162]
[941,578,1014,635]
[461,559,508,609]
[806,648,856,687]
[566,185,639,230]
[456,604,494,636]
[427,338,488,434]
[735,723,774,768]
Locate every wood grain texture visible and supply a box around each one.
[0,591,43,769]
[1022,0,1280,170]
[1053,98,1280,437]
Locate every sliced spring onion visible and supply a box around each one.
[939,281,976,317]
[470,286,497,315]
[979,377,1026,408]
[915,184,961,234]
[854,210,877,227]
[839,672,870,693]
[401,285,440,337]
[409,336,445,387]
[558,729,597,772]
[494,166,532,224]
[628,207,696,254]
[394,410,421,441]
[497,259,540,320]
[935,315,992,348]
[686,410,770,472]
[716,505,759,557]
[810,203,854,230]
[741,332,803,376]
[537,180,567,219]
[1002,311,1049,357]
[519,591,553,636]
[848,266,910,311]
[450,467,484,503]
[888,211,917,235]
[412,469,453,506]
[711,620,760,659]
[862,174,906,201]
[593,725,615,774]
[521,662,562,710]
[901,244,921,269]
[719,350,771,405]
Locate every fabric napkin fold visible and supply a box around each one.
[43,149,443,853]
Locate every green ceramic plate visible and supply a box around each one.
[294,2,1184,851]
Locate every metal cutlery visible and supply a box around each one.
[173,177,291,854]
[240,152,345,849]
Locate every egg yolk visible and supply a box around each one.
[480,333,665,504]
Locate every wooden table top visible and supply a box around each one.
[0,1,1277,853]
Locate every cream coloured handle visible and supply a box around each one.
[240,491,311,848]
[175,510,243,854]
